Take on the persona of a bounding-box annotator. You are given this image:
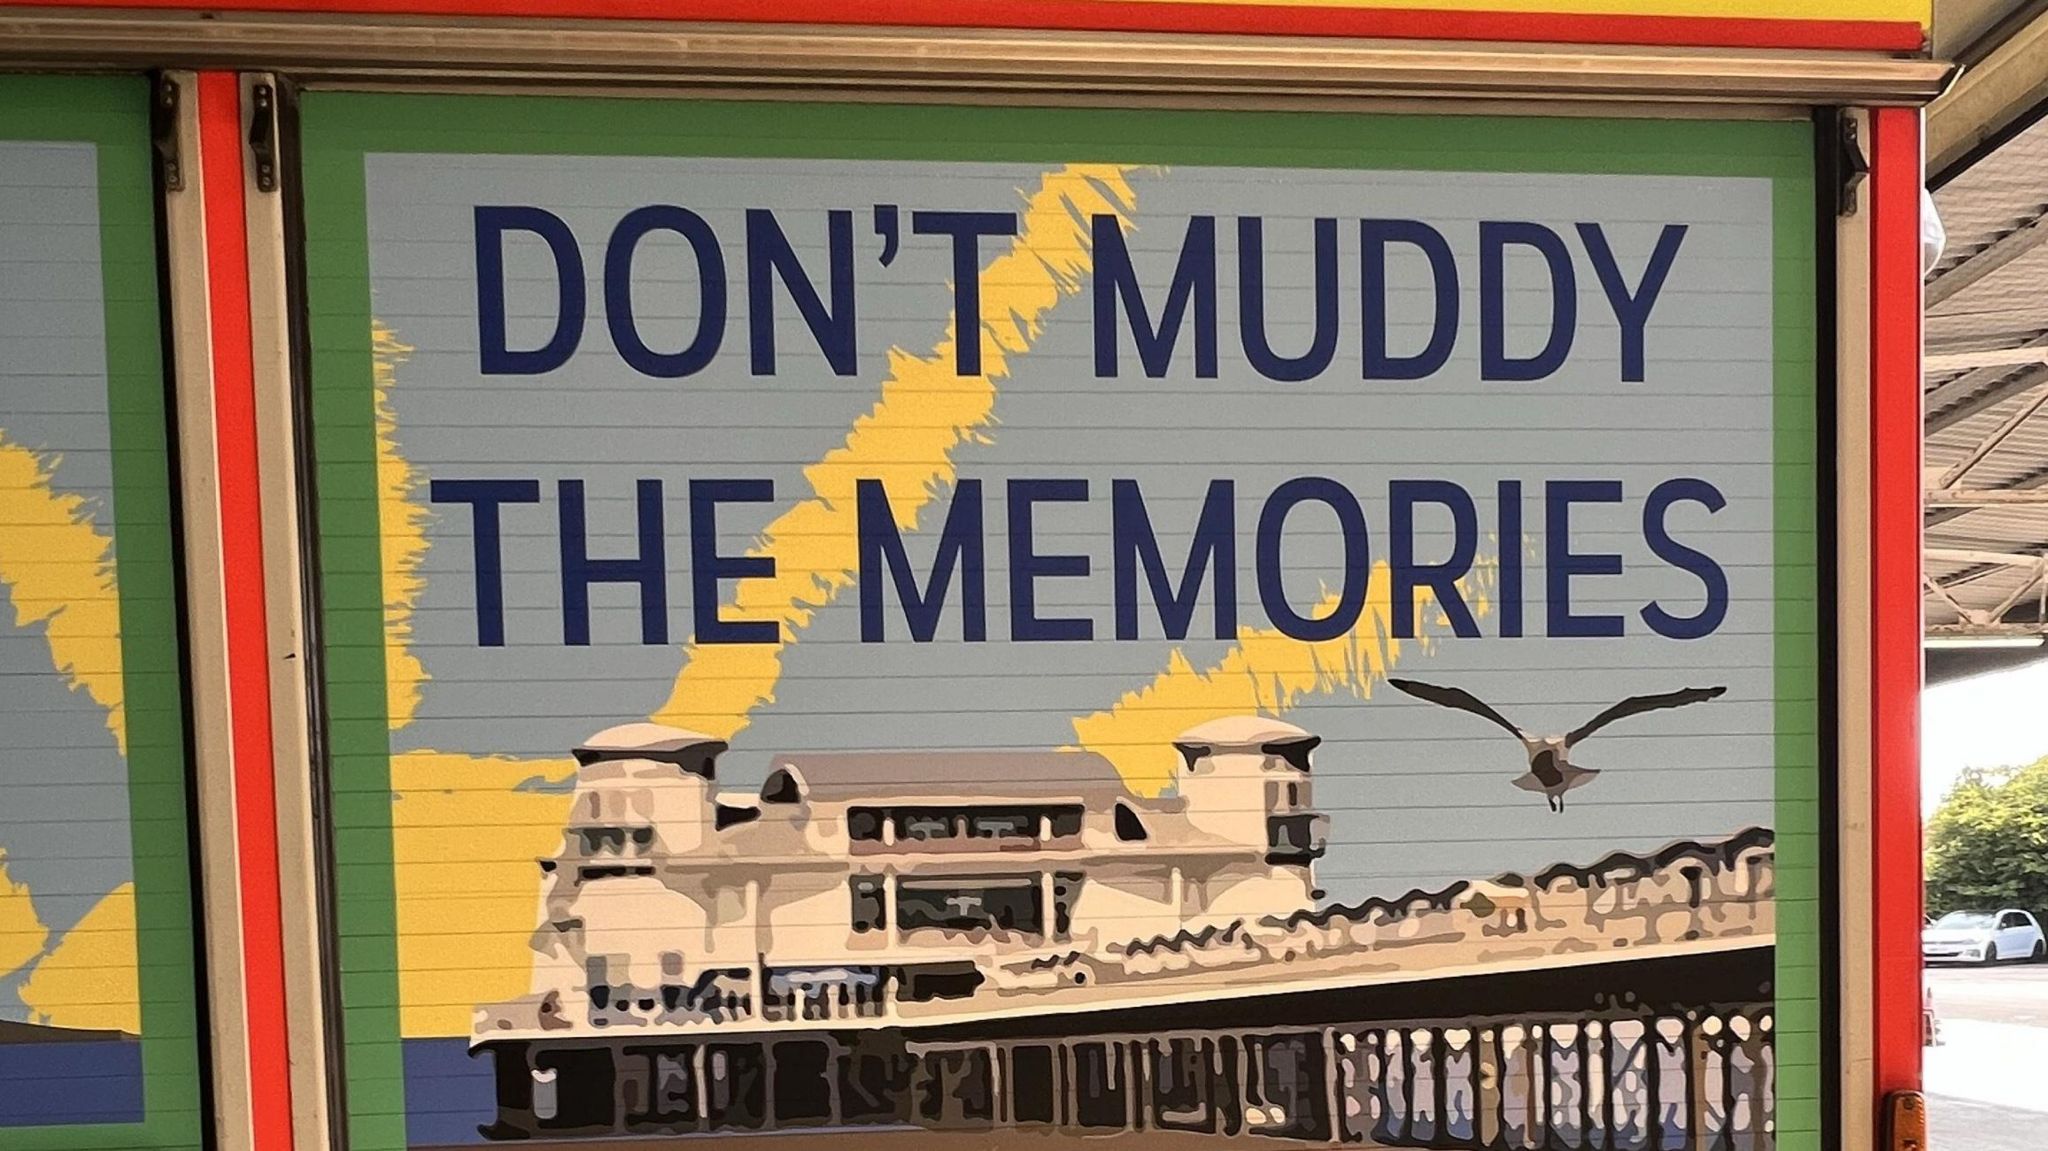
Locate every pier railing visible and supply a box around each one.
[893,1006,1775,1149]
[1336,1010,1774,1150]
[487,998,1777,1148]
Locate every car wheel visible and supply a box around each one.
[2032,939,2046,963]
[1983,943,2000,965]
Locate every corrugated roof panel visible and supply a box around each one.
[1924,113,2048,634]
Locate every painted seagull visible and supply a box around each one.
[1385,679,1728,812]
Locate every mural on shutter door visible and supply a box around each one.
[301,95,1820,1151]
[0,74,208,1151]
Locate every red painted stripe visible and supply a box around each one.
[1867,105,1924,1101]
[197,70,295,1151]
[7,0,1927,51]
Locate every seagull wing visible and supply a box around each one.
[1387,679,1525,739]
[1564,685,1727,747]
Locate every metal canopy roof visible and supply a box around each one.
[1924,0,2048,681]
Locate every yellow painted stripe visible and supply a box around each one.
[0,435,139,1032]
[390,749,574,1037]
[0,432,125,756]
[0,850,50,983]
[19,883,139,1034]
[650,163,1141,741]
[1072,562,1493,797]
[375,323,432,731]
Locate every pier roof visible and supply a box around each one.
[573,723,728,772]
[1174,715,1312,747]
[765,749,1128,803]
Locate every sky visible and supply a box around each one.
[1924,659,2048,816]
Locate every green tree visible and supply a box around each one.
[1925,757,2048,917]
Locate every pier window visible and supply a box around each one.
[657,953,686,1012]
[1010,1046,1057,1125]
[575,825,653,855]
[579,826,624,854]
[1114,803,1149,841]
[916,1048,995,1125]
[654,1053,696,1124]
[897,810,958,841]
[1249,1035,1324,1140]
[848,808,884,841]
[705,1045,768,1131]
[531,1066,558,1124]
[1053,872,1084,937]
[897,876,1044,936]
[1264,780,1311,811]
[578,863,656,882]
[1152,1038,1216,1132]
[967,807,1039,839]
[714,804,760,830]
[621,1051,693,1131]
[535,1049,617,1131]
[850,875,887,933]
[902,962,983,1001]
[772,1041,835,1124]
[1073,1043,1129,1130]
[841,1049,917,1125]
[1266,813,1326,866]
[852,805,1085,847]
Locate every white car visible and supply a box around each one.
[1922,908,2046,965]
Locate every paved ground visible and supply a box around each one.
[1926,964,2048,1150]
[1926,963,2048,1025]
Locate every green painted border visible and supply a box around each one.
[0,73,207,1151]
[298,92,1822,1151]
[1770,142,1823,1149]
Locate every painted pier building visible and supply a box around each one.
[470,721,1776,1148]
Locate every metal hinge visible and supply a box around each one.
[1838,116,1870,218]
[150,75,182,193]
[249,82,277,194]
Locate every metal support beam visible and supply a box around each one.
[1926,487,2048,506]
[1927,623,2048,637]
[1925,331,2048,400]
[1928,327,2048,352]
[1924,573,1972,618]
[1937,550,2048,626]
[1926,546,2048,567]
[1926,364,2048,434]
[1924,356,2023,419]
[1926,210,2048,308]
[1920,565,2048,633]
[1934,382,2048,488]
[1925,345,2048,372]
[1927,470,2048,525]
[1988,558,2048,621]
[1930,0,2048,181]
